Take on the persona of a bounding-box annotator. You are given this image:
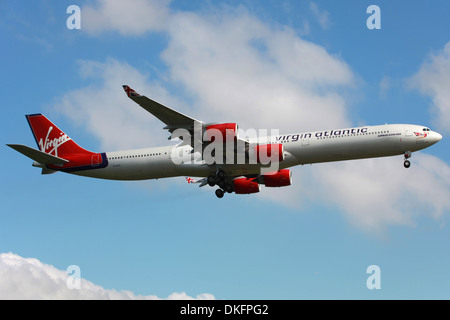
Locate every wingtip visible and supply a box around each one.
[122,85,141,98]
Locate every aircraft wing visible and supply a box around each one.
[122,85,246,153]
[122,85,203,133]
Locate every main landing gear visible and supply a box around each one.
[404,151,411,168]
[208,169,233,198]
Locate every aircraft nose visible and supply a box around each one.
[432,131,442,143]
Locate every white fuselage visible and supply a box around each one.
[70,124,442,180]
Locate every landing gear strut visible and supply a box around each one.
[208,169,233,198]
[404,151,411,168]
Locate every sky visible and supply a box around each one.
[1,0,449,299]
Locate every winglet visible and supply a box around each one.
[186,177,195,184]
[122,85,141,98]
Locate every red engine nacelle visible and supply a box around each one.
[205,123,238,142]
[255,143,284,163]
[233,177,261,194]
[263,169,292,187]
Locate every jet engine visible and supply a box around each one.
[233,177,260,194]
[262,169,292,187]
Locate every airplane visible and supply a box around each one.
[7,85,442,198]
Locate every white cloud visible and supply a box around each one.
[0,252,214,300]
[258,154,450,234]
[60,6,355,146]
[82,0,171,35]
[314,154,450,233]
[409,42,450,133]
[162,8,353,132]
[309,2,330,30]
[53,58,184,151]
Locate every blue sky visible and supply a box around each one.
[1,0,449,299]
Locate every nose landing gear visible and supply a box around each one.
[404,151,411,168]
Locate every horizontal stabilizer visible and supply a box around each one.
[7,144,69,165]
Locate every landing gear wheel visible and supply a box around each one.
[218,179,225,189]
[215,189,224,198]
[225,183,233,193]
[217,170,226,179]
[207,175,216,187]
[404,151,412,169]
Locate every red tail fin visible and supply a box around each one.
[23,114,107,172]
[26,114,91,157]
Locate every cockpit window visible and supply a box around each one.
[423,128,430,131]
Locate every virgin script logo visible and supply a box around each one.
[38,126,71,157]
[414,132,428,139]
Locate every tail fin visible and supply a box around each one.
[26,114,91,157]
[8,114,108,173]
